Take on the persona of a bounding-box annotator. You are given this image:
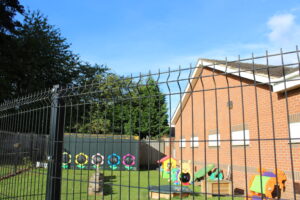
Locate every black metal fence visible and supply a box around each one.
[0,48,300,200]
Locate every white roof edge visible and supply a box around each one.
[171,59,300,125]
[198,60,271,83]
[273,71,300,92]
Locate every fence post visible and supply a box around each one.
[46,85,65,200]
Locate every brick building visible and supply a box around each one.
[170,59,300,198]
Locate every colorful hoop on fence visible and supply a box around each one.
[91,153,104,168]
[122,154,135,170]
[75,153,89,169]
[62,152,71,169]
[62,152,71,164]
[107,153,120,170]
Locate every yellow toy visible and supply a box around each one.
[178,161,193,185]
[157,156,177,179]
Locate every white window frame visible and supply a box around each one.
[231,130,250,146]
[208,133,220,147]
[190,136,199,148]
[290,122,300,143]
[179,138,186,148]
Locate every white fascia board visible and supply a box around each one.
[200,60,300,92]
[198,60,271,84]
[272,71,300,92]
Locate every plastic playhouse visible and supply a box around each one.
[247,169,287,199]
[157,156,177,179]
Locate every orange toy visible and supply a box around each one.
[246,169,287,200]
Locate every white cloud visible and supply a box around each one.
[267,13,300,48]
[190,13,300,64]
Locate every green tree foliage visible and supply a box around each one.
[0,9,108,102]
[77,75,169,139]
[123,78,169,138]
[12,11,80,93]
[0,0,24,100]
[0,0,24,34]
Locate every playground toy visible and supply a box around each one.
[62,152,72,169]
[157,156,177,179]
[107,153,120,170]
[194,164,215,182]
[194,164,230,197]
[91,153,104,168]
[122,153,136,170]
[208,168,224,181]
[178,161,192,185]
[247,169,287,199]
[75,153,89,169]
[148,185,192,199]
[171,168,181,185]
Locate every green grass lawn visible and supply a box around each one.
[0,167,243,200]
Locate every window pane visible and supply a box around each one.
[208,134,220,146]
[290,122,300,143]
[179,138,186,148]
[191,136,199,147]
[232,130,249,145]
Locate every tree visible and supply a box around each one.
[0,10,108,102]
[13,11,81,93]
[123,78,169,138]
[74,63,109,86]
[0,0,24,101]
[77,75,169,139]
[0,0,24,34]
[76,74,126,134]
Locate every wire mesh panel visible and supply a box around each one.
[0,48,300,200]
[0,90,52,199]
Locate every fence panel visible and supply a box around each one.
[0,90,52,199]
[0,48,300,199]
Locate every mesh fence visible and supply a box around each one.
[0,48,300,199]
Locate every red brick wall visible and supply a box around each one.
[163,137,175,157]
[173,68,300,198]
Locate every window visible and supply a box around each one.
[179,138,186,148]
[231,130,250,146]
[208,134,220,147]
[290,122,300,143]
[190,137,199,148]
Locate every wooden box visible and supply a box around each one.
[201,180,232,197]
[149,191,190,199]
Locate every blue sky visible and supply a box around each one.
[20,0,300,76]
